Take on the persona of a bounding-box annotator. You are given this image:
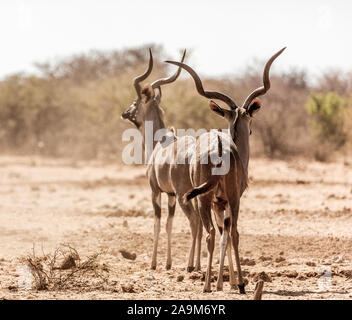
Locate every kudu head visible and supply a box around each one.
[166,48,286,161]
[121,49,186,130]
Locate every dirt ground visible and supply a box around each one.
[0,155,352,300]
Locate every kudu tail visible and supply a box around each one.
[183,175,221,202]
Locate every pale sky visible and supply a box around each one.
[0,0,351,80]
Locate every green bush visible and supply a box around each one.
[306,92,348,148]
[305,92,348,160]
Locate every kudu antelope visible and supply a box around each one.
[121,49,203,272]
[167,47,285,293]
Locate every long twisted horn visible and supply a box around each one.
[242,47,286,110]
[133,48,153,99]
[166,60,238,110]
[151,50,186,89]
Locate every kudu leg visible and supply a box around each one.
[198,195,215,293]
[216,210,231,291]
[227,239,237,289]
[214,213,236,290]
[194,198,202,271]
[151,192,161,270]
[195,217,203,271]
[166,194,176,270]
[231,226,245,294]
[226,197,245,294]
[177,197,198,272]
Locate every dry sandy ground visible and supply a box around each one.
[0,155,352,300]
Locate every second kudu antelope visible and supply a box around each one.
[167,47,285,293]
[121,49,203,272]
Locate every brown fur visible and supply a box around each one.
[248,98,262,117]
[141,85,155,102]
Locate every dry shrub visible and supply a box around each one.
[244,72,311,158]
[0,44,352,160]
[0,44,168,160]
[22,244,109,291]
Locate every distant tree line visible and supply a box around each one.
[0,44,350,161]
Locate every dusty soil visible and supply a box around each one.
[0,155,352,300]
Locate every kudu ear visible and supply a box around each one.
[209,100,231,118]
[154,87,162,104]
[141,84,155,103]
[247,98,262,117]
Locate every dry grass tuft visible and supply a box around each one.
[22,244,109,291]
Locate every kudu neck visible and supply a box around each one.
[229,125,250,175]
[140,100,166,155]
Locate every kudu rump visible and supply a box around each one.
[121,50,203,272]
[167,47,286,293]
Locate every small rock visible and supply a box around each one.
[277,261,290,267]
[189,272,203,280]
[253,271,272,283]
[8,285,18,291]
[146,274,155,281]
[121,284,136,293]
[306,261,316,267]
[270,271,281,277]
[285,270,298,278]
[222,273,229,282]
[177,275,184,282]
[119,250,136,260]
[333,256,343,263]
[297,273,307,280]
[275,256,285,263]
[241,258,256,266]
[306,271,318,278]
[340,270,352,279]
[259,255,272,262]
[123,220,128,228]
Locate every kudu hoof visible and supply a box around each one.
[216,286,223,292]
[238,283,246,294]
[151,265,156,270]
[203,288,212,293]
[166,264,171,270]
[187,266,195,273]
